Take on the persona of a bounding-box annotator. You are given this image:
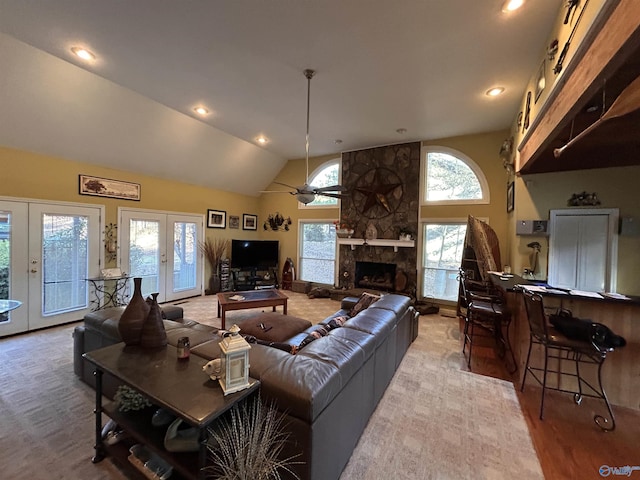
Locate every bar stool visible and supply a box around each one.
[520,288,619,431]
[458,269,516,373]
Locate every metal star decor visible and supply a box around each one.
[354,168,402,215]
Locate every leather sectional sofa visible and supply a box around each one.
[73,293,419,480]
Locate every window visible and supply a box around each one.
[423,147,489,204]
[422,221,467,302]
[298,221,336,285]
[300,159,340,208]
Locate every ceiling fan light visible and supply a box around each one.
[297,193,316,205]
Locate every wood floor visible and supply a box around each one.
[463,322,640,480]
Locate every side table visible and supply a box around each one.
[83,343,259,480]
[85,275,130,310]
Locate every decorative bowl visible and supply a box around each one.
[336,229,354,238]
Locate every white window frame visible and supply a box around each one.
[421,146,490,205]
[419,216,489,303]
[298,158,341,209]
[297,218,338,286]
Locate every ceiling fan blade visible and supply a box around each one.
[316,192,349,199]
[259,190,292,194]
[313,184,347,193]
[273,181,298,190]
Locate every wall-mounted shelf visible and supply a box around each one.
[337,238,415,252]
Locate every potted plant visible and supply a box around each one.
[398,227,413,241]
[199,238,229,294]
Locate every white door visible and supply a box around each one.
[0,200,28,336]
[28,203,102,329]
[0,200,102,336]
[119,209,203,302]
[548,208,618,292]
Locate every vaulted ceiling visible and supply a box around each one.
[0,1,561,196]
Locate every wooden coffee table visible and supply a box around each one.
[216,289,288,329]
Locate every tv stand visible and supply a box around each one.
[232,267,279,291]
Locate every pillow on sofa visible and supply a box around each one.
[243,335,299,354]
[297,316,349,350]
[349,292,381,317]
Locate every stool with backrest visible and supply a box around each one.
[458,269,516,373]
[520,288,619,431]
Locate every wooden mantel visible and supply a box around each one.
[518,0,640,171]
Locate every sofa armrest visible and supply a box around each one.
[340,296,360,311]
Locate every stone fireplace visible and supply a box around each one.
[355,261,396,291]
[337,142,421,297]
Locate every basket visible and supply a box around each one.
[128,444,173,480]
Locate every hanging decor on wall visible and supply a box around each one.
[263,212,292,231]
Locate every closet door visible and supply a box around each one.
[548,209,618,292]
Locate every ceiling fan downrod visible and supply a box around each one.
[304,69,315,184]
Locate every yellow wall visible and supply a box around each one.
[0,145,261,278]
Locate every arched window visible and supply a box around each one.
[422,147,489,204]
[300,159,340,208]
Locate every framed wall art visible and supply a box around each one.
[507,181,515,213]
[79,175,140,201]
[229,215,240,229]
[535,60,546,103]
[207,209,226,229]
[243,214,257,230]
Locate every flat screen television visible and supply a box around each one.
[231,239,279,269]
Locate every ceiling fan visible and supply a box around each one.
[261,69,347,205]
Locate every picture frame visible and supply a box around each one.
[243,214,257,230]
[79,175,140,201]
[535,60,546,103]
[507,181,515,213]
[207,209,226,229]
[229,215,240,229]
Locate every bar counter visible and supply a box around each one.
[489,274,640,411]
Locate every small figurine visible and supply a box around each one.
[203,358,222,380]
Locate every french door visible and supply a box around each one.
[119,209,203,302]
[0,199,102,337]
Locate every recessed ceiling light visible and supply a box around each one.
[71,46,95,61]
[502,0,525,12]
[256,136,269,145]
[334,139,343,144]
[396,128,407,134]
[193,106,209,116]
[486,87,505,97]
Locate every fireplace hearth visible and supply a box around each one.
[355,261,396,292]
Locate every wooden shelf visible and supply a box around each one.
[337,238,415,252]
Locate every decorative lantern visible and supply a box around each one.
[219,324,251,396]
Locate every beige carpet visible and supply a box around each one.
[0,292,542,479]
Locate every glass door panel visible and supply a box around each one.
[125,217,162,300]
[167,216,201,301]
[422,222,467,302]
[28,203,101,330]
[0,201,28,337]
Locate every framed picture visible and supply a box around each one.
[207,209,226,229]
[79,175,140,201]
[243,214,257,230]
[535,60,546,103]
[507,182,515,213]
[229,215,240,229]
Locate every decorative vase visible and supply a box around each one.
[118,277,150,345]
[140,293,167,348]
[365,222,378,240]
[209,272,221,294]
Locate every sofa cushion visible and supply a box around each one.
[235,312,312,343]
[344,308,396,347]
[349,292,381,317]
[367,293,411,318]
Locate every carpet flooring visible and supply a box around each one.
[0,292,542,479]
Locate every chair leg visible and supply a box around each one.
[520,338,533,392]
[540,345,549,420]
[502,320,518,374]
[466,318,474,369]
[594,358,616,432]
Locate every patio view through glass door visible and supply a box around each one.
[1,200,102,336]
[421,221,467,302]
[119,209,203,303]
